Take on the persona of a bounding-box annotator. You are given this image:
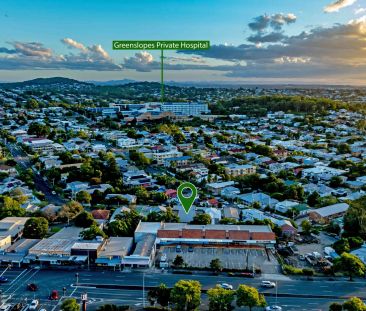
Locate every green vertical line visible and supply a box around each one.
[161,49,164,103]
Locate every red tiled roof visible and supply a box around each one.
[251,232,276,241]
[91,209,110,220]
[182,229,203,239]
[205,230,226,239]
[228,230,250,240]
[157,230,181,238]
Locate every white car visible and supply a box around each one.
[265,306,282,311]
[29,300,39,311]
[218,283,233,290]
[261,280,276,288]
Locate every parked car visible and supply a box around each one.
[0,276,8,283]
[265,306,282,311]
[49,290,59,300]
[218,283,233,290]
[28,301,39,311]
[175,245,182,253]
[27,283,38,291]
[261,281,276,288]
[239,272,255,278]
[10,303,23,311]
[188,246,193,252]
[0,305,12,311]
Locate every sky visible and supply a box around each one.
[0,0,366,84]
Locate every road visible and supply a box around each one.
[0,268,365,310]
[5,143,65,205]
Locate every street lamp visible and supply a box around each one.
[75,273,79,285]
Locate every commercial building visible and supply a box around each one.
[0,217,30,241]
[308,203,349,223]
[161,102,210,116]
[156,223,276,248]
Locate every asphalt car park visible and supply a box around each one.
[160,246,280,273]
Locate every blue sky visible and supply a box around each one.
[0,0,365,83]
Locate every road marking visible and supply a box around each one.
[9,269,29,285]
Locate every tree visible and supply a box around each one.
[333,238,350,255]
[23,217,49,239]
[80,224,106,240]
[59,201,84,221]
[170,280,201,311]
[307,191,321,207]
[344,196,366,239]
[330,176,343,188]
[61,298,79,311]
[135,186,150,203]
[173,255,185,267]
[191,213,212,225]
[148,283,171,307]
[329,302,343,311]
[207,286,235,311]
[76,191,92,204]
[301,219,312,235]
[334,253,366,281]
[74,211,96,228]
[0,196,26,219]
[236,285,266,311]
[27,122,50,137]
[210,258,223,273]
[26,98,39,109]
[106,210,142,237]
[337,143,351,154]
[342,297,366,311]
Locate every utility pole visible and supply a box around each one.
[161,49,164,104]
[143,272,145,308]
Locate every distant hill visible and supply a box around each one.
[0,77,91,88]
[86,79,137,86]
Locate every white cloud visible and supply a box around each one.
[324,0,357,13]
[355,7,366,14]
[0,39,120,71]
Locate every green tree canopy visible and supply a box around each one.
[80,224,106,240]
[209,258,223,273]
[173,255,185,267]
[74,211,96,228]
[334,253,366,281]
[344,196,366,239]
[191,213,212,225]
[61,298,80,311]
[76,190,92,204]
[170,280,201,311]
[342,297,366,311]
[207,286,235,311]
[59,200,84,221]
[23,217,49,239]
[236,285,266,311]
[148,283,171,307]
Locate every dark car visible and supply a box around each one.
[27,283,38,291]
[49,290,59,300]
[239,272,255,278]
[0,276,8,283]
[10,303,23,311]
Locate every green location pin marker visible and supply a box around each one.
[177,182,197,214]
